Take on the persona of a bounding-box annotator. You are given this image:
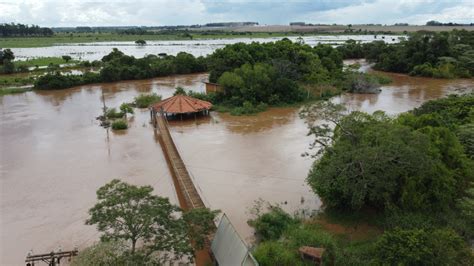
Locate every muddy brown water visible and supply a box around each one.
[1,71,472,265]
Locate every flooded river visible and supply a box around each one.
[10,35,401,61]
[1,71,472,265]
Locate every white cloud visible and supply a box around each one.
[0,0,472,26]
[300,0,473,25]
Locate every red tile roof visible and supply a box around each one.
[151,94,212,114]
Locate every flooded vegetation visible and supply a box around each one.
[1,5,474,264]
[1,70,471,264]
[10,35,401,61]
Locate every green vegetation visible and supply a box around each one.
[0,74,35,87]
[252,94,474,265]
[205,39,352,114]
[0,23,53,37]
[135,39,146,45]
[0,87,32,96]
[84,179,218,264]
[374,228,472,265]
[111,119,128,130]
[34,48,206,90]
[133,93,162,108]
[0,32,303,48]
[14,56,79,68]
[340,72,390,93]
[338,30,474,78]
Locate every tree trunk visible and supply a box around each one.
[131,239,136,254]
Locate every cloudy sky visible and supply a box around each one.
[0,0,472,27]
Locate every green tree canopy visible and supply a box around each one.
[302,100,472,212]
[86,179,218,263]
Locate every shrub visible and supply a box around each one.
[133,93,161,108]
[457,123,474,159]
[111,119,128,130]
[374,228,474,265]
[253,241,300,266]
[248,206,296,241]
[342,72,381,94]
[34,72,83,90]
[230,101,268,116]
[71,241,128,266]
[173,86,187,96]
[119,103,134,116]
[106,108,124,119]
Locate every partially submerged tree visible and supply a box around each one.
[135,39,146,46]
[62,55,72,63]
[86,179,218,263]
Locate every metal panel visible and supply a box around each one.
[211,214,258,266]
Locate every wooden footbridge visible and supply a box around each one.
[152,110,206,210]
[152,110,213,265]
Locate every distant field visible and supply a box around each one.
[14,57,79,66]
[230,25,474,33]
[2,25,472,48]
[0,32,297,48]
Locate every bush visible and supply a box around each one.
[230,101,268,116]
[342,72,381,94]
[106,108,124,119]
[34,72,83,90]
[71,241,128,266]
[119,103,134,116]
[374,228,474,265]
[253,241,300,266]
[248,206,297,241]
[133,93,161,108]
[111,119,128,130]
[173,86,187,96]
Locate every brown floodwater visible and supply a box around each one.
[1,71,472,265]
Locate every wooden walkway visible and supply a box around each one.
[154,113,206,210]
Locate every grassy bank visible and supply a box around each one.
[1,32,301,48]
[0,87,32,96]
[14,57,79,67]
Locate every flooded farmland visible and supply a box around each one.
[1,69,472,264]
[10,35,402,61]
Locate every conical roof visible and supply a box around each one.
[151,94,212,114]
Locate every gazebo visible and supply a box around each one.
[150,94,212,120]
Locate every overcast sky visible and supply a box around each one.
[0,0,472,27]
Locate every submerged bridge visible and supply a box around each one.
[153,111,206,210]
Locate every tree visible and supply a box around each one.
[173,86,187,96]
[135,39,146,46]
[86,179,218,263]
[1,48,15,62]
[302,101,469,211]
[62,55,72,63]
[86,180,190,257]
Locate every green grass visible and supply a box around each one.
[14,57,79,67]
[0,74,35,87]
[0,87,32,96]
[1,32,305,48]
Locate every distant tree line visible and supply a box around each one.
[337,30,474,78]
[426,20,474,26]
[34,48,206,90]
[0,23,53,37]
